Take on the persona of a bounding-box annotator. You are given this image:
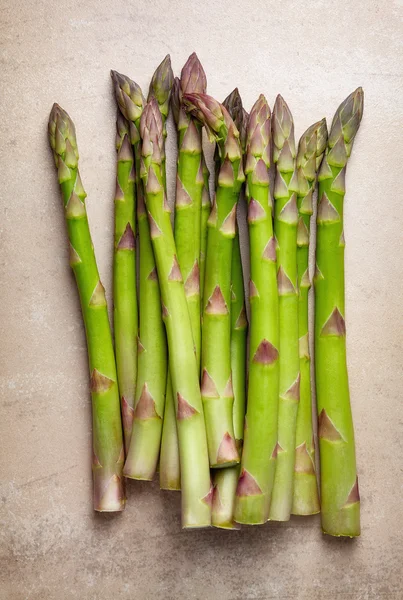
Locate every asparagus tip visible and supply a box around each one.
[148,54,174,112]
[181,52,207,94]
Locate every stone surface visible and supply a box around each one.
[1,0,403,598]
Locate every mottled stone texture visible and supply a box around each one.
[1,0,402,598]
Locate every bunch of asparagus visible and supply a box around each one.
[48,53,363,537]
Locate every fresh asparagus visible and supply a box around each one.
[160,54,207,490]
[48,105,125,511]
[269,95,299,522]
[315,88,363,537]
[147,57,177,489]
[211,89,248,529]
[112,111,138,453]
[235,95,280,524]
[291,119,328,516]
[111,71,168,481]
[183,93,244,469]
[141,98,211,527]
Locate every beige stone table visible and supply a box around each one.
[1,0,402,598]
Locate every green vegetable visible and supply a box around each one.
[235,95,279,525]
[184,92,244,469]
[160,54,207,491]
[48,104,125,511]
[141,98,211,527]
[112,111,138,453]
[269,95,299,522]
[315,88,363,537]
[111,70,168,481]
[291,118,327,516]
[212,89,248,529]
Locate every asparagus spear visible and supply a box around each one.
[111,71,168,481]
[183,93,244,469]
[291,119,327,516]
[112,111,138,453]
[269,95,299,522]
[315,88,363,537]
[141,98,211,527]
[147,57,178,490]
[234,95,280,524]
[159,54,207,491]
[48,105,125,511]
[212,89,248,529]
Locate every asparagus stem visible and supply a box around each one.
[200,157,211,296]
[184,93,245,469]
[234,95,280,524]
[213,226,248,528]
[112,111,138,453]
[315,88,363,537]
[291,119,328,516]
[269,95,299,522]
[159,376,180,490]
[160,54,207,491]
[141,99,211,527]
[211,90,248,529]
[111,71,168,480]
[48,105,125,511]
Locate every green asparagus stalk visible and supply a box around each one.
[291,119,328,516]
[111,71,168,481]
[159,54,207,491]
[141,98,211,527]
[112,111,138,453]
[315,88,363,537]
[147,57,177,489]
[149,56,178,490]
[200,156,211,295]
[269,95,299,522]
[184,93,244,469]
[211,89,248,529]
[159,380,181,490]
[234,95,280,524]
[48,105,125,511]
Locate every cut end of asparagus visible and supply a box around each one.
[147,54,174,120]
[181,52,207,95]
[111,70,145,123]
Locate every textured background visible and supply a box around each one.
[1,0,402,598]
